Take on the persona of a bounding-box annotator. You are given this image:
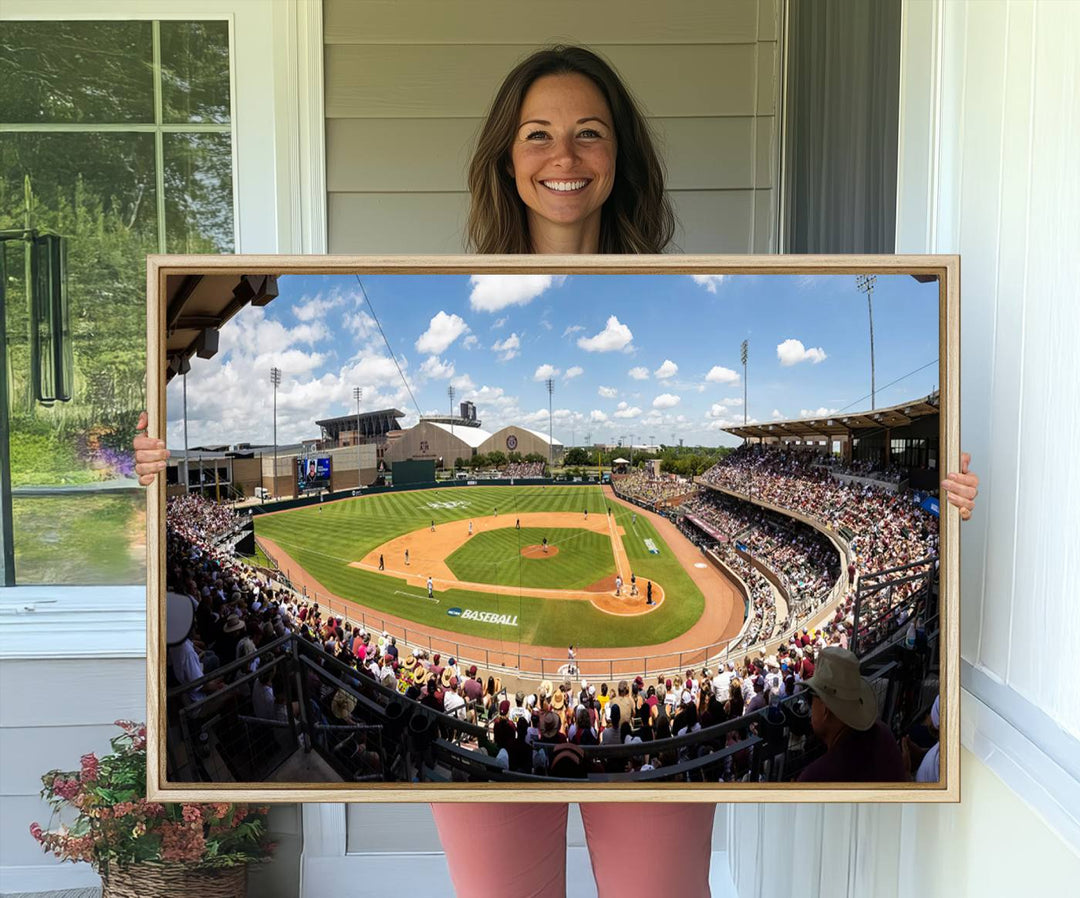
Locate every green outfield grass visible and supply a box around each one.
[445,527,615,590]
[251,485,705,648]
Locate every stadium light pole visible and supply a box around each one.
[270,367,281,496]
[353,386,362,486]
[741,339,748,428]
[855,275,877,410]
[181,359,191,493]
[448,384,455,450]
[545,378,554,470]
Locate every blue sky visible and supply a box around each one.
[166,273,939,449]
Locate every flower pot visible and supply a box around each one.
[101,862,247,898]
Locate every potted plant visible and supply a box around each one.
[30,720,274,897]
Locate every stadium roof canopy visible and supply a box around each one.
[316,410,405,428]
[518,426,564,448]
[317,409,406,441]
[723,392,939,440]
[164,273,279,382]
[427,421,493,448]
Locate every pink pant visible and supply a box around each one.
[431,802,715,897]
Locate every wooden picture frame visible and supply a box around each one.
[146,253,960,803]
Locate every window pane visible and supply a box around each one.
[164,133,235,252]
[0,22,154,124]
[12,493,146,585]
[160,21,232,124]
[2,132,156,584]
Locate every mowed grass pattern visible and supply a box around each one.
[253,486,705,648]
[445,527,615,590]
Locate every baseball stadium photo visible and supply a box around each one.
[157,263,952,793]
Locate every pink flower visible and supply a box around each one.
[136,799,165,818]
[181,805,202,824]
[80,753,100,782]
[30,822,43,842]
[52,778,80,801]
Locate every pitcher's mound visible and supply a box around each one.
[521,544,559,559]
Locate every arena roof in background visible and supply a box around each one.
[724,392,940,440]
[426,421,493,448]
[516,426,565,448]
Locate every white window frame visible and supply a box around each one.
[0,0,326,658]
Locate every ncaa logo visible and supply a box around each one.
[447,607,463,617]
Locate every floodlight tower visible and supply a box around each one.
[270,366,281,494]
[855,275,878,409]
[353,386,363,484]
[545,378,554,469]
[741,339,748,427]
[448,384,455,445]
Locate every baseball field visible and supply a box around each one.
[253,485,707,648]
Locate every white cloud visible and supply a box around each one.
[451,373,476,392]
[654,359,678,379]
[777,338,828,366]
[344,310,377,339]
[491,332,520,362]
[590,410,609,423]
[628,366,650,380]
[165,304,413,447]
[772,409,783,419]
[419,356,454,380]
[533,363,560,381]
[598,386,618,399]
[799,407,838,418]
[652,393,681,409]
[707,404,728,418]
[705,365,740,384]
[294,293,344,322]
[468,274,565,312]
[521,408,550,425]
[562,324,585,338]
[690,274,728,293]
[722,396,744,406]
[416,311,469,354]
[577,315,634,352]
[462,334,478,349]
[564,366,584,381]
[492,317,507,329]
[614,402,641,419]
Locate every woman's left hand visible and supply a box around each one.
[940,451,979,521]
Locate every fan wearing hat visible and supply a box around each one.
[796,648,906,782]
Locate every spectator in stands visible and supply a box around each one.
[797,647,906,782]
[443,677,466,720]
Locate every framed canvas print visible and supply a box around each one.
[146,254,959,803]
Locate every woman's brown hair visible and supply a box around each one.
[466,45,675,254]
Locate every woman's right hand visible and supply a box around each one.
[134,411,169,486]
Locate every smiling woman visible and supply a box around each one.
[509,73,617,253]
[466,45,674,255]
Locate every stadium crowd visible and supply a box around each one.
[613,470,695,506]
[697,445,939,648]
[504,460,546,479]
[165,491,927,783]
